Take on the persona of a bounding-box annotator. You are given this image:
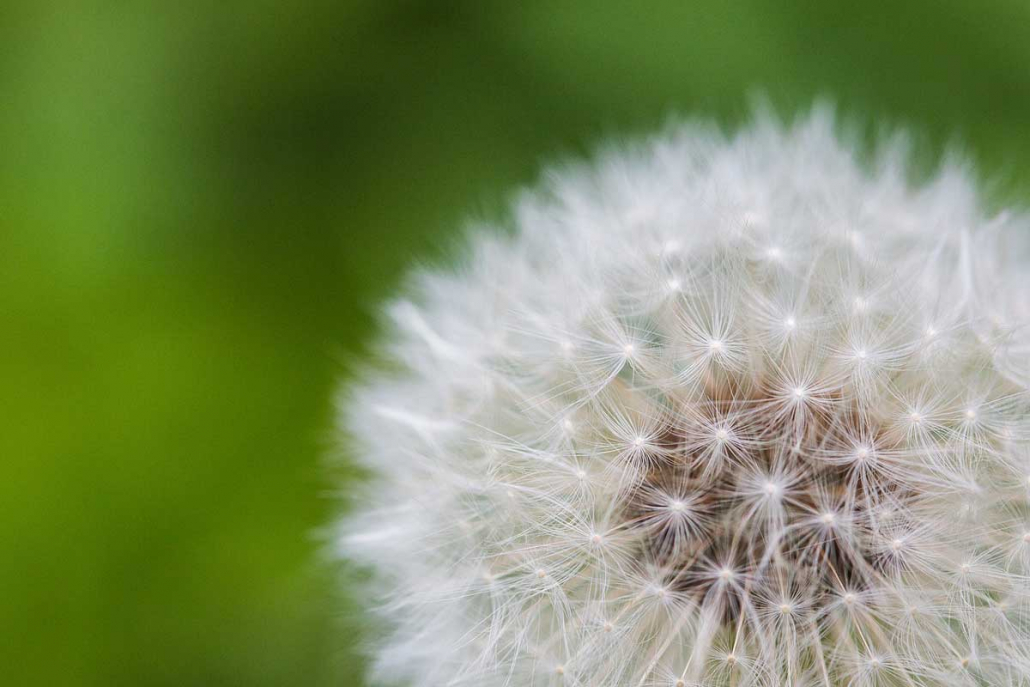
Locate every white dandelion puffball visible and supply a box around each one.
[339,110,1030,687]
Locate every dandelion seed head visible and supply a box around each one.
[339,109,1030,686]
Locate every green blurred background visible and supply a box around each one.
[4,1,1030,684]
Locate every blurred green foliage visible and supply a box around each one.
[3,1,1030,684]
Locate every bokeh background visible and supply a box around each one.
[4,1,1030,684]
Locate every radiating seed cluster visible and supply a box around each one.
[340,110,1030,686]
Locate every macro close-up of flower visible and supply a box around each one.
[14,2,1030,685]
[340,111,1030,686]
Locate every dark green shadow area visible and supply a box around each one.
[2,1,1029,684]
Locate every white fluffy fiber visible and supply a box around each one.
[339,108,1030,686]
